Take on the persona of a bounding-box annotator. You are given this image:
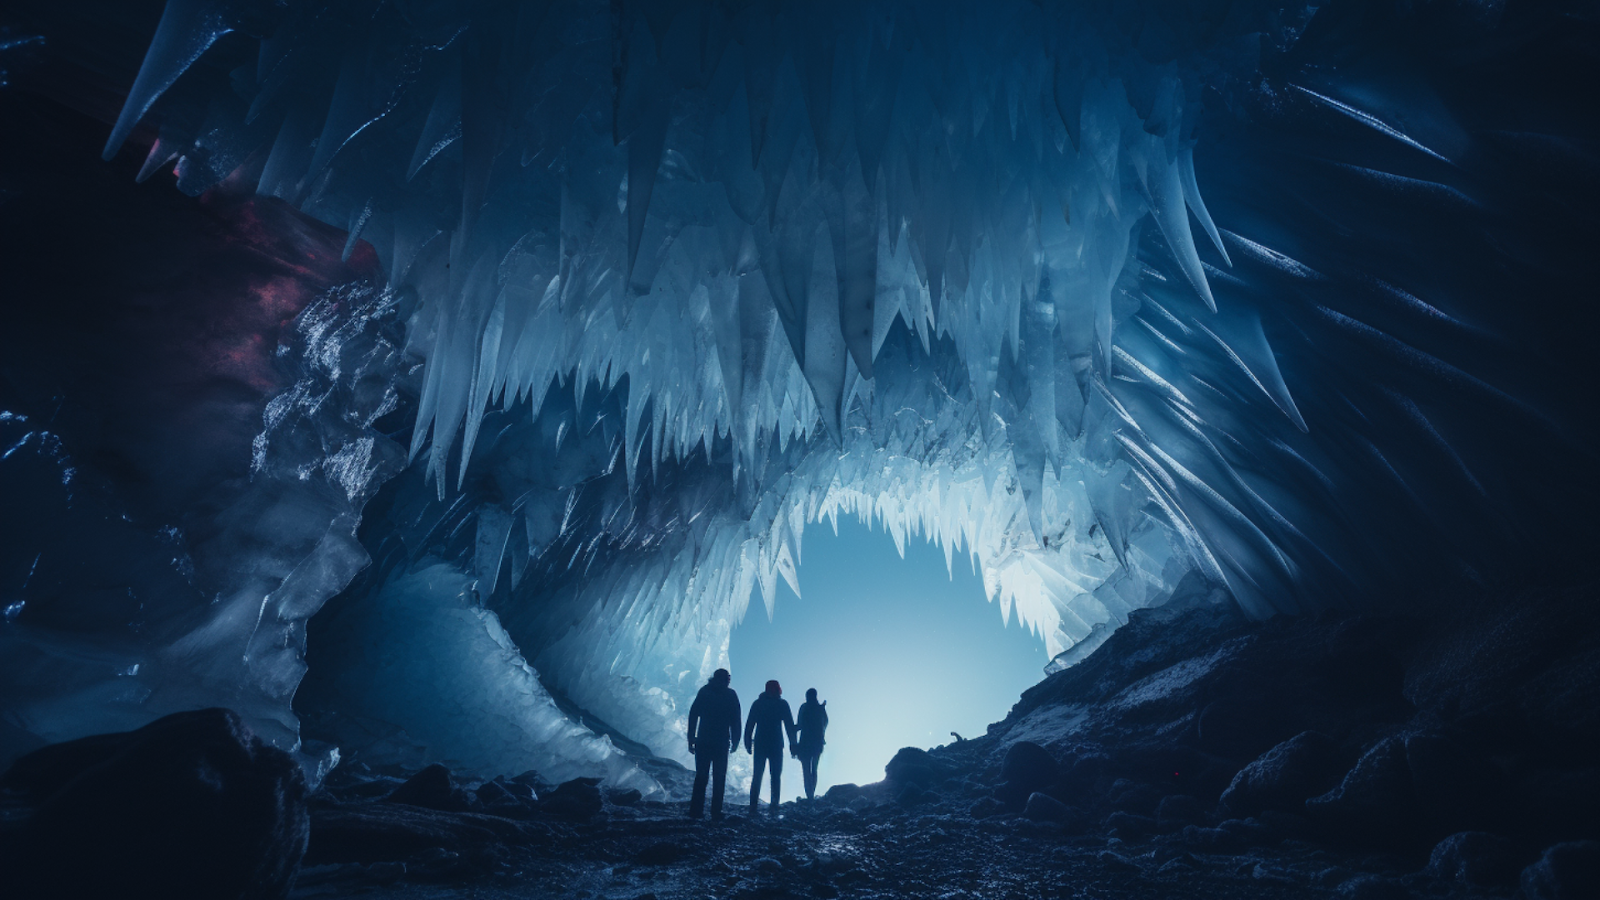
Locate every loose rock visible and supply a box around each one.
[0,708,308,900]
[385,764,472,813]
[1426,831,1521,887]
[1521,841,1600,900]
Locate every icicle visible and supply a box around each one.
[802,227,847,443]
[475,505,514,596]
[342,199,373,263]
[136,136,182,183]
[1193,318,1308,433]
[104,0,232,160]
[1178,148,1230,265]
[1288,84,1452,164]
[408,71,463,181]
[457,285,508,487]
[829,175,880,377]
[626,106,669,282]
[1140,156,1215,312]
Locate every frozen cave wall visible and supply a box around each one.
[3,0,1599,786]
[0,86,398,768]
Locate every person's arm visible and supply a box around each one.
[729,694,742,753]
[687,696,702,754]
[741,698,755,753]
[782,702,797,749]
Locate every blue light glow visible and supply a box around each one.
[731,517,1047,798]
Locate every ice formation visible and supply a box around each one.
[3,0,1593,785]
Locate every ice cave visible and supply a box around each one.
[1,0,1597,897]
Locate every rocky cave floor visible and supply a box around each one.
[284,586,1600,900]
[292,763,1531,900]
[7,588,1598,899]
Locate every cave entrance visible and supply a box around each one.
[728,515,1048,799]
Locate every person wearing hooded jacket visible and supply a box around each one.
[793,688,829,799]
[743,679,795,815]
[686,668,741,819]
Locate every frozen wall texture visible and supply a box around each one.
[2,0,1597,782]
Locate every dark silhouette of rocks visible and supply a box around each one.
[0,708,308,900]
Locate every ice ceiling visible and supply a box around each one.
[3,0,1596,793]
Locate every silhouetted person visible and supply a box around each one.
[686,668,741,819]
[743,679,795,816]
[793,688,829,799]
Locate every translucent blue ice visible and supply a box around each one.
[24,0,1579,779]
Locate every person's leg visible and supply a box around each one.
[710,750,728,819]
[802,753,818,799]
[750,752,766,814]
[690,750,711,817]
[768,750,783,810]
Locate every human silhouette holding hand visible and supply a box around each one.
[743,680,795,816]
[686,668,741,820]
[793,688,828,800]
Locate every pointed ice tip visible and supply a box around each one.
[1195,273,1217,313]
[104,0,231,162]
[1288,84,1453,166]
[1179,148,1231,267]
[136,139,180,183]
[1145,158,1218,312]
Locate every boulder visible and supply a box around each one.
[823,782,861,804]
[1107,779,1164,815]
[0,708,308,900]
[473,779,528,817]
[606,787,643,806]
[385,764,472,813]
[1220,731,1341,816]
[541,777,603,819]
[1022,792,1077,825]
[1000,741,1058,793]
[1521,841,1600,900]
[885,747,945,787]
[510,769,550,794]
[474,779,513,804]
[498,777,537,802]
[1306,736,1416,845]
[968,796,1005,819]
[1426,831,1521,887]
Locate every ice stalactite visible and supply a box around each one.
[7,0,1592,780]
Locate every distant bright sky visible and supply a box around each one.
[728,516,1048,800]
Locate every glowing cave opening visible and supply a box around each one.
[728,516,1048,799]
